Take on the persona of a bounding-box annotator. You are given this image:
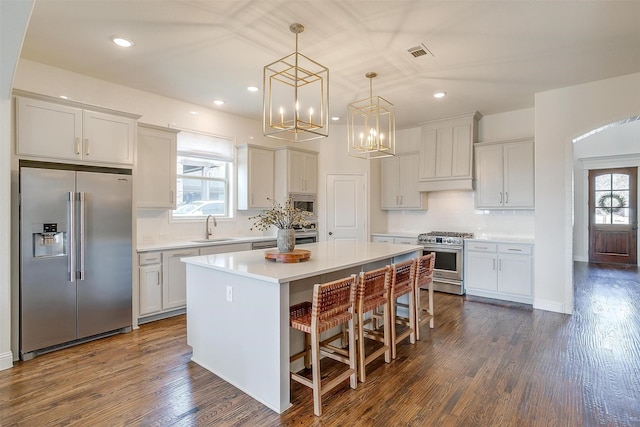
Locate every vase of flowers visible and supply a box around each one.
[249,198,313,253]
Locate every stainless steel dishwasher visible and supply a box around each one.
[251,240,277,250]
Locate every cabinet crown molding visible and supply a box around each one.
[475,136,534,147]
[418,111,482,126]
[13,89,141,119]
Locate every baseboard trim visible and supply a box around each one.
[533,298,568,314]
[0,351,14,371]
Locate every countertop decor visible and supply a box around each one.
[249,197,313,231]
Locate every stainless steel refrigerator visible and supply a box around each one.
[20,162,132,360]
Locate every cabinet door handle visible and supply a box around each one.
[250,193,254,206]
[493,259,496,270]
[84,138,90,156]
[505,192,509,204]
[400,195,403,205]
[75,137,81,155]
[170,190,174,204]
[499,192,503,203]
[498,259,502,271]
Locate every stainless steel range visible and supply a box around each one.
[417,231,474,295]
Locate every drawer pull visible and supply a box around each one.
[508,248,522,252]
[476,246,488,250]
[172,252,195,257]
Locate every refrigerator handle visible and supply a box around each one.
[68,192,76,283]
[78,192,86,281]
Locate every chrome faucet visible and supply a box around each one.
[206,215,217,240]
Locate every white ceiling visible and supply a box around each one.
[20,0,640,129]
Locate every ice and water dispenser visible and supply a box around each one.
[32,223,66,258]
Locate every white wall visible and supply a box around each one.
[573,121,640,262]
[382,108,536,238]
[0,0,34,371]
[535,72,640,314]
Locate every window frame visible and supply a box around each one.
[170,130,235,222]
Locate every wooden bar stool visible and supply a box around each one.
[389,258,417,359]
[289,275,357,416]
[355,266,391,382]
[415,253,436,340]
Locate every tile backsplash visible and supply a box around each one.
[384,190,535,237]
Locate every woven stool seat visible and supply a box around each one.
[289,275,357,416]
[290,301,354,334]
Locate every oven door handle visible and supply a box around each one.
[421,246,463,253]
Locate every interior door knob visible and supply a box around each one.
[328,232,333,236]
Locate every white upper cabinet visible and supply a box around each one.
[237,144,274,210]
[82,110,136,165]
[136,124,178,209]
[275,147,318,199]
[417,112,481,192]
[16,94,138,166]
[380,153,426,210]
[287,148,317,193]
[474,138,534,209]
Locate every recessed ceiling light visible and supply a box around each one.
[189,111,199,115]
[247,86,259,92]
[331,116,340,121]
[111,36,133,48]
[59,95,68,100]
[213,100,225,106]
[433,92,446,99]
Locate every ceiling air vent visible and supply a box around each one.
[407,44,434,58]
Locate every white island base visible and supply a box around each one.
[183,241,421,413]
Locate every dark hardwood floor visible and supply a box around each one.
[1,262,639,426]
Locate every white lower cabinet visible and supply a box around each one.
[138,243,253,322]
[464,241,533,304]
[139,253,163,316]
[162,248,199,310]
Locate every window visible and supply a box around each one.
[594,172,630,225]
[172,131,234,219]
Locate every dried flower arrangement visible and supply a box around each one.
[249,198,313,231]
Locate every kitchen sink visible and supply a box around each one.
[191,238,236,243]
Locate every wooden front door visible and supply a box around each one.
[588,167,638,264]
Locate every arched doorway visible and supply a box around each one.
[573,117,640,267]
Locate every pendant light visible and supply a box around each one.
[263,23,329,142]
[347,72,396,159]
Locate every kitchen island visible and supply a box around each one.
[182,240,421,413]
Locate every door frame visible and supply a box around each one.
[588,167,637,264]
[579,155,640,266]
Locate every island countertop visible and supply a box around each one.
[181,240,423,284]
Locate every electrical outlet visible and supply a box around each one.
[226,285,233,302]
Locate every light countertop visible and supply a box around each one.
[137,236,275,253]
[181,240,422,284]
[138,231,321,253]
[466,235,535,244]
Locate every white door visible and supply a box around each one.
[326,174,367,242]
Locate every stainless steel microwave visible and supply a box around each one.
[289,193,316,218]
